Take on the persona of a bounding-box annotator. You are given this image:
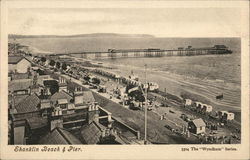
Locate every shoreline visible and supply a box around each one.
[74,56,241,113]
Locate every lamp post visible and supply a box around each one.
[144,64,148,144]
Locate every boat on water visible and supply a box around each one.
[216,93,224,100]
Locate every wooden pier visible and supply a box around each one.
[66,45,232,59]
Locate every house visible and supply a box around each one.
[10,94,44,144]
[8,79,32,95]
[188,118,206,134]
[50,88,96,116]
[9,78,44,96]
[80,121,105,144]
[8,56,31,73]
[10,73,31,80]
[51,90,73,104]
[184,99,192,106]
[39,127,82,144]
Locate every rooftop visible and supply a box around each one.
[81,121,104,144]
[57,99,68,104]
[15,94,40,113]
[82,91,96,104]
[190,118,206,127]
[39,127,82,145]
[11,73,30,80]
[9,94,29,106]
[51,90,73,103]
[26,117,48,129]
[8,56,25,64]
[8,79,32,92]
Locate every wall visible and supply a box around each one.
[196,126,205,134]
[16,59,31,73]
[9,59,31,73]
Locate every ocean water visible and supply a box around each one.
[99,53,241,84]
[98,53,241,111]
[11,37,240,53]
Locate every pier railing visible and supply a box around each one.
[69,47,232,59]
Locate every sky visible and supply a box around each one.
[8,8,241,37]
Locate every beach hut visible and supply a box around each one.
[185,99,192,106]
[202,104,213,113]
[194,102,202,108]
[218,111,228,119]
[218,111,235,121]
[225,112,235,120]
[194,102,203,112]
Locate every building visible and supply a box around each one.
[39,127,82,144]
[8,68,141,145]
[8,79,32,96]
[10,94,48,144]
[8,56,31,73]
[188,118,206,134]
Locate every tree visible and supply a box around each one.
[41,57,46,63]
[43,80,59,95]
[49,60,55,67]
[83,75,90,81]
[56,62,61,69]
[91,77,101,85]
[62,63,67,70]
[126,84,145,102]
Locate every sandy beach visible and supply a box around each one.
[90,57,241,114]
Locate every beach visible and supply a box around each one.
[93,54,241,115]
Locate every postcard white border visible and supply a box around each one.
[0,0,249,159]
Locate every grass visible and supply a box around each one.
[180,91,211,105]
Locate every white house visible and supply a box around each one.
[8,56,31,73]
[188,118,206,134]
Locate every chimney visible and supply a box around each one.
[50,108,63,131]
[58,77,67,92]
[87,103,99,124]
[74,87,83,105]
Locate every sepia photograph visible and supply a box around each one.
[1,0,249,159]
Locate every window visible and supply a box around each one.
[200,127,203,130]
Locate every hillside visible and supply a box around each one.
[8,33,155,39]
